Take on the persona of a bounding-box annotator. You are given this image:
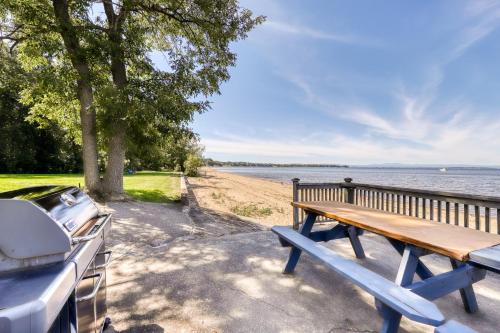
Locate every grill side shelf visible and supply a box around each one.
[0,262,77,333]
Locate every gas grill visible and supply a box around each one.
[0,185,112,333]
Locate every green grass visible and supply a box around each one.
[0,171,181,203]
[230,203,273,218]
[123,171,180,202]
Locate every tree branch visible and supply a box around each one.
[0,24,25,38]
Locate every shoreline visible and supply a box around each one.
[206,167,293,185]
[187,168,293,227]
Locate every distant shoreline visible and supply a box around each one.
[204,159,500,170]
[205,160,349,168]
[212,165,500,171]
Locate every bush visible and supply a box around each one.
[230,204,273,218]
[183,153,204,176]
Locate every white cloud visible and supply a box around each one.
[202,113,500,165]
[451,15,500,60]
[442,1,500,64]
[465,0,500,18]
[250,72,500,165]
[262,21,379,46]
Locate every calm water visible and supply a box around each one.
[215,167,500,197]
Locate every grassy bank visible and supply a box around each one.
[0,171,181,203]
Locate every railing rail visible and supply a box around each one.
[292,177,500,235]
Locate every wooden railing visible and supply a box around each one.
[292,177,500,234]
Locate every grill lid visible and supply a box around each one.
[0,185,70,200]
[0,186,99,261]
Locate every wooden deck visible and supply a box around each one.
[292,201,500,261]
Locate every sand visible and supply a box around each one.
[186,168,293,227]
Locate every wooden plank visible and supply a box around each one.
[430,200,434,221]
[475,206,480,230]
[408,264,485,301]
[423,198,427,219]
[446,202,450,224]
[353,183,500,209]
[450,259,478,313]
[272,226,445,326]
[485,207,490,233]
[415,197,420,218]
[298,183,342,189]
[397,195,401,214]
[464,205,469,228]
[469,244,500,272]
[292,201,500,261]
[498,208,500,235]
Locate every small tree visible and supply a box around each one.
[184,151,204,177]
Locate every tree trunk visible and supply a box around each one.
[78,83,101,194]
[52,0,101,195]
[102,125,125,199]
[101,1,129,198]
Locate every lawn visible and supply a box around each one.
[0,171,181,203]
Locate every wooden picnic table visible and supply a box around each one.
[292,201,500,262]
[272,201,500,333]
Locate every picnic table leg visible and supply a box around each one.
[376,301,402,333]
[283,212,317,274]
[388,239,433,280]
[450,259,479,313]
[396,245,428,286]
[347,226,365,259]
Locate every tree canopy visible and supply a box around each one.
[0,0,263,198]
[0,45,82,173]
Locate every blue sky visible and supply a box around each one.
[164,1,500,165]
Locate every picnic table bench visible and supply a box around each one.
[273,201,500,333]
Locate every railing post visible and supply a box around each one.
[344,177,355,204]
[292,178,300,230]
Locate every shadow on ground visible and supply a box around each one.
[102,199,500,333]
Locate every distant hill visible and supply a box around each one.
[204,159,349,168]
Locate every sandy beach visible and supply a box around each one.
[187,168,293,227]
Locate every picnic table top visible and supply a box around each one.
[292,201,500,261]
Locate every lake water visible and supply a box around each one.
[215,167,500,197]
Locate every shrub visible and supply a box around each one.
[230,204,273,218]
[184,153,204,176]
